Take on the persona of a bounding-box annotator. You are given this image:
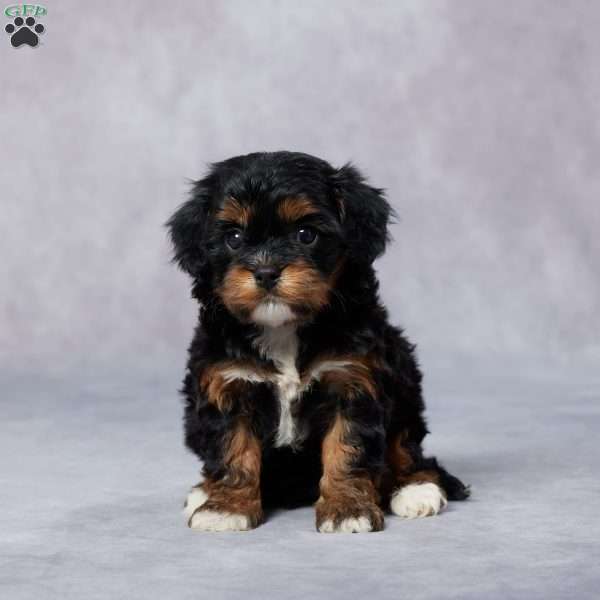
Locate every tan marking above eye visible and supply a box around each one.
[216,197,252,227]
[277,196,319,222]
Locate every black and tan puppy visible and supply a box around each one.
[168,151,469,533]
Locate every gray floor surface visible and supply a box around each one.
[2,369,599,599]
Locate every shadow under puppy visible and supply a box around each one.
[168,151,469,533]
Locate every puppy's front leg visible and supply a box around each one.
[316,386,385,533]
[316,411,384,533]
[185,417,262,532]
[311,358,385,533]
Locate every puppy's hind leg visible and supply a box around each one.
[385,434,469,519]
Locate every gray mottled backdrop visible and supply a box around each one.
[1,2,599,599]
[1,0,598,379]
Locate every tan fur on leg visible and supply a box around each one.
[187,419,263,531]
[316,414,383,533]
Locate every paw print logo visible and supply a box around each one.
[5,16,45,48]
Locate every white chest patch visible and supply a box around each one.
[253,323,302,447]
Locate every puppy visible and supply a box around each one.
[168,151,469,533]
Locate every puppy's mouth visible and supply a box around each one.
[218,260,333,326]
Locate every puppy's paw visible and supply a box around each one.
[318,515,374,533]
[189,509,252,532]
[183,485,261,531]
[316,499,384,533]
[183,486,208,523]
[390,482,447,519]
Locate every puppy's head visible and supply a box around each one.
[167,152,390,326]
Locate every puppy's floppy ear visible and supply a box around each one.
[333,164,392,264]
[166,177,213,277]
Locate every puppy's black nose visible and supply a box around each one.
[254,266,281,290]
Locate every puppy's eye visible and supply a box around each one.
[297,226,318,245]
[225,229,244,250]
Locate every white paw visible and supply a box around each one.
[189,510,251,532]
[390,482,447,519]
[183,486,208,523]
[318,516,373,533]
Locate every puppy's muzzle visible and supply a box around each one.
[253,266,281,291]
